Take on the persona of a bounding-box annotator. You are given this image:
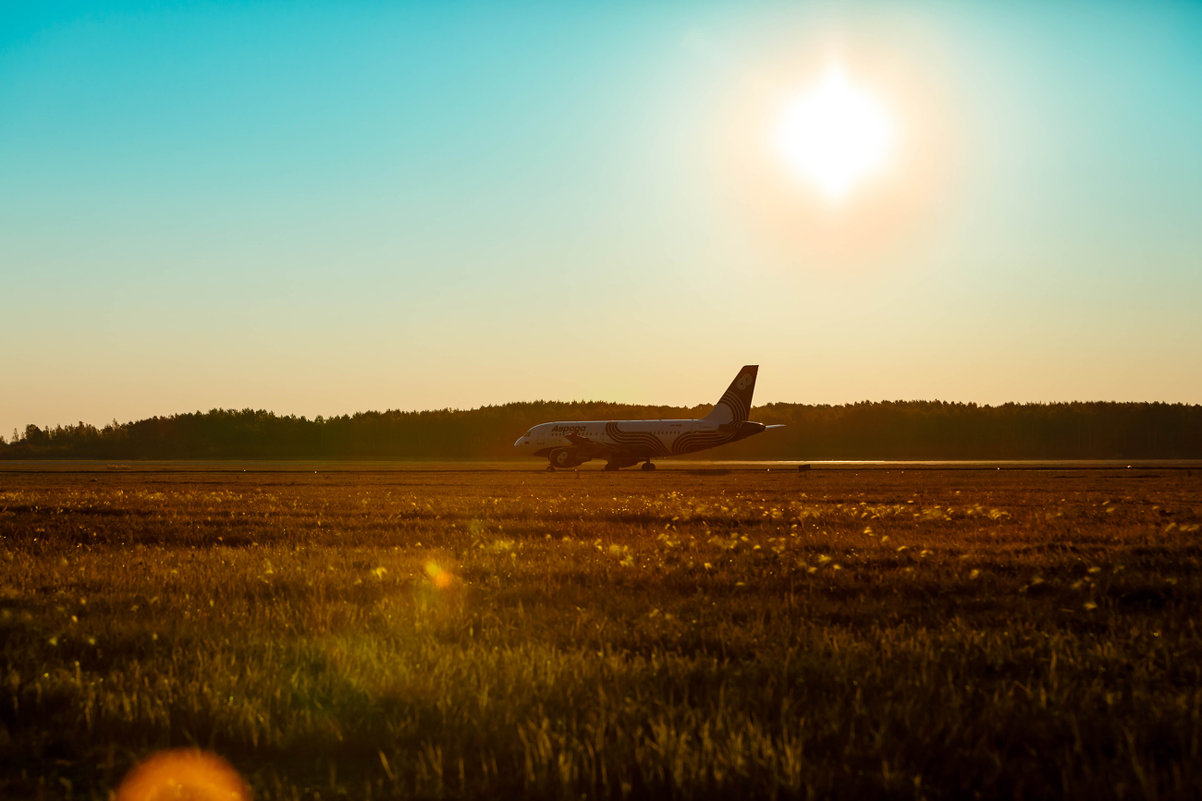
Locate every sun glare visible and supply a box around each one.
[777,64,897,202]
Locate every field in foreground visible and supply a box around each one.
[1,465,1200,799]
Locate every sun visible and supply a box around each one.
[776,64,897,202]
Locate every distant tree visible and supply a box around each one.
[23,424,48,446]
[2,402,1201,460]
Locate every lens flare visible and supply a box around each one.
[116,749,249,801]
[425,560,454,589]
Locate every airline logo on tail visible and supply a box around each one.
[705,365,758,425]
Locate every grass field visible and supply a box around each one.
[2,464,1200,799]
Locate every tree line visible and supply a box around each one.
[3,400,1200,460]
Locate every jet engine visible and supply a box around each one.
[548,448,587,469]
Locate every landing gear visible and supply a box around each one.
[545,465,556,472]
[641,461,656,471]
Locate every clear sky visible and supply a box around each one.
[3,1,1201,438]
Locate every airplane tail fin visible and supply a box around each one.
[704,365,758,425]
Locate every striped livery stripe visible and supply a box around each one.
[604,422,670,457]
[714,388,750,423]
[671,429,737,455]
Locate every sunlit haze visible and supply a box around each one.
[777,64,896,201]
[2,2,1201,438]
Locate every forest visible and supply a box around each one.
[3,400,1200,460]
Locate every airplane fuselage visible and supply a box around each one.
[514,418,769,470]
[515,365,778,470]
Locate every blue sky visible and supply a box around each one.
[3,2,1201,437]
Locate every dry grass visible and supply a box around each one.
[1,465,1200,799]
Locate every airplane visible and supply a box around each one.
[514,365,784,471]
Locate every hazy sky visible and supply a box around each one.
[3,1,1201,438]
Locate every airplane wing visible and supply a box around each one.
[565,432,621,458]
